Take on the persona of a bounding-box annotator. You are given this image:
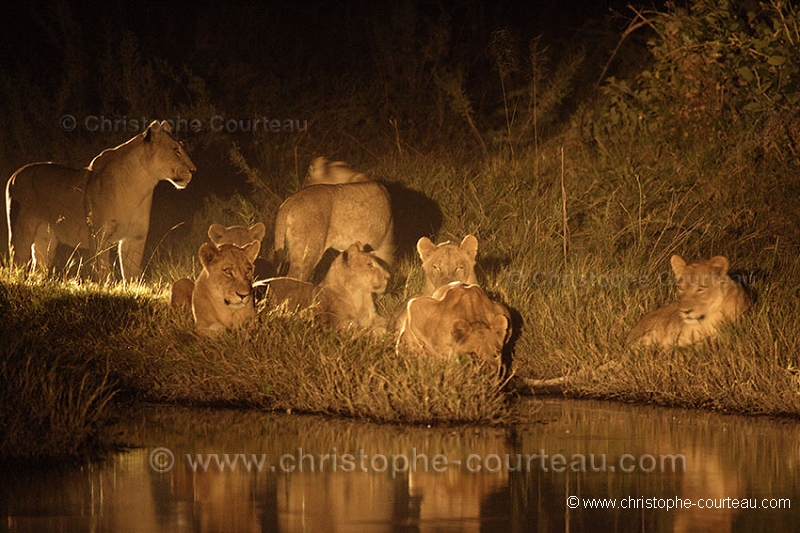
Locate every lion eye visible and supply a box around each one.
[433,264,442,272]
[223,267,233,277]
[174,147,182,157]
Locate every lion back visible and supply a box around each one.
[398,283,510,365]
[274,181,394,281]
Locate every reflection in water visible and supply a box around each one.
[2,399,799,532]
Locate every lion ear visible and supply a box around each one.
[344,242,361,259]
[143,120,165,142]
[416,237,436,261]
[460,234,479,260]
[243,240,261,263]
[670,255,687,277]
[207,223,226,243]
[708,256,729,276]
[490,314,509,340]
[198,242,220,268]
[249,222,266,243]
[452,319,473,343]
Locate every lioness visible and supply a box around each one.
[316,242,390,331]
[627,255,750,348]
[416,234,479,295]
[273,168,394,281]
[305,156,368,185]
[170,222,267,312]
[396,282,512,366]
[6,120,195,280]
[263,242,390,332]
[192,240,260,337]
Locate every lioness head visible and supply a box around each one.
[198,241,260,309]
[417,235,479,294]
[143,120,196,189]
[208,222,266,247]
[328,242,390,294]
[671,254,738,324]
[306,156,367,185]
[450,315,509,365]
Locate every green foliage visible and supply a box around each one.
[601,1,800,142]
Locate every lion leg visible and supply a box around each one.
[286,237,326,281]
[118,235,146,281]
[8,216,36,267]
[30,222,57,272]
[170,277,195,312]
[373,231,395,267]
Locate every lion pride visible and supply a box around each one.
[6,120,195,280]
[627,255,750,348]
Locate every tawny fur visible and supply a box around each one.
[192,241,260,337]
[416,234,479,295]
[6,120,195,280]
[627,255,750,348]
[396,282,511,367]
[263,242,390,333]
[170,222,267,311]
[305,156,368,185]
[273,163,393,281]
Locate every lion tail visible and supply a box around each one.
[5,174,17,260]
[272,206,289,275]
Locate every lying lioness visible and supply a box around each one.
[396,282,511,367]
[262,242,390,332]
[627,254,750,348]
[170,222,266,312]
[192,241,260,337]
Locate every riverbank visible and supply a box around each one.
[1,252,799,462]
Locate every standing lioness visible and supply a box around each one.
[273,165,394,281]
[6,120,195,280]
[627,255,750,348]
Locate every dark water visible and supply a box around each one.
[2,398,799,532]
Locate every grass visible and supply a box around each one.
[3,129,800,460]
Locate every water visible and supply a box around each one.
[2,398,799,532]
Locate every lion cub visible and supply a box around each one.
[263,242,390,333]
[416,235,479,295]
[627,255,750,348]
[170,222,266,311]
[192,241,260,337]
[396,282,511,367]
